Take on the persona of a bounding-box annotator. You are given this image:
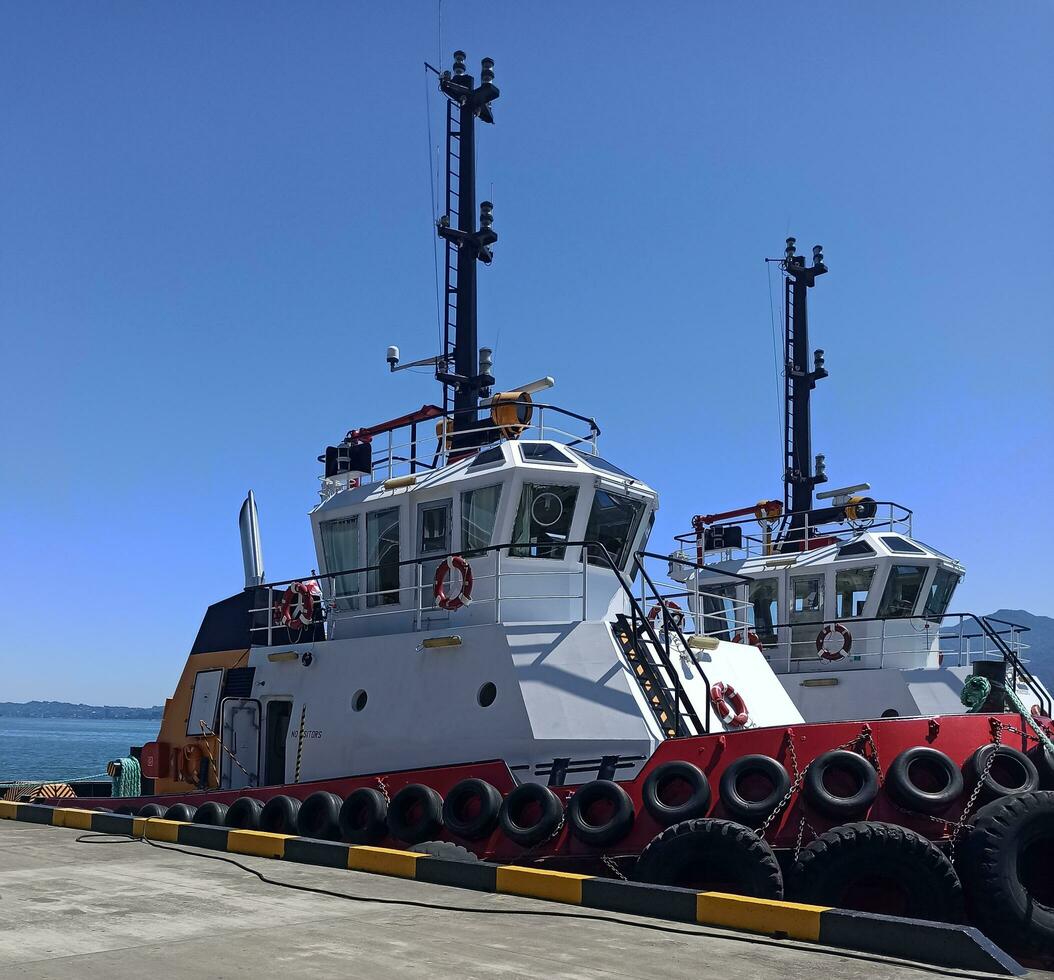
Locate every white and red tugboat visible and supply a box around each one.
[21,50,1054,958]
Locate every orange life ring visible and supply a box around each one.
[710,681,749,728]
[278,580,320,629]
[734,630,764,651]
[647,600,685,632]
[434,556,473,611]
[816,623,853,662]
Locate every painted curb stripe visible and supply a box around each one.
[347,845,420,878]
[0,804,1023,976]
[227,829,286,859]
[697,892,825,942]
[496,866,589,904]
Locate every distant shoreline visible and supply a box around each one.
[0,702,163,720]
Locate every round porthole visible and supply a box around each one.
[477,682,497,708]
[881,708,899,718]
[531,492,563,527]
[351,689,368,712]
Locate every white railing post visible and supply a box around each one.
[495,550,501,624]
[414,563,422,631]
[582,549,588,621]
[267,588,273,646]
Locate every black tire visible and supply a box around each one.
[137,803,169,818]
[193,801,229,826]
[718,755,791,825]
[567,780,635,847]
[296,791,343,840]
[225,796,264,830]
[803,750,879,819]
[260,795,301,835]
[885,746,963,814]
[642,761,711,826]
[164,803,198,823]
[387,784,443,845]
[409,840,481,862]
[340,788,389,844]
[115,806,136,815]
[791,821,963,922]
[957,790,1054,954]
[965,744,1040,801]
[633,817,783,898]
[442,778,502,841]
[499,782,564,847]
[1028,744,1054,790]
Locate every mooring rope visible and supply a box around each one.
[109,756,142,798]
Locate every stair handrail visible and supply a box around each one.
[972,614,1051,718]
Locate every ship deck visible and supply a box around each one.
[1,820,1043,980]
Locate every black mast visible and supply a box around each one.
[782,237,828,542]
[436,50,499,451]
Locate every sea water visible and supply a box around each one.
[0,717,160,783]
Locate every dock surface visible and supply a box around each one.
[0,821,1043,979]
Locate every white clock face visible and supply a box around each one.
[532,491,564,528]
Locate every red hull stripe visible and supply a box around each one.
[0,801,1022,977]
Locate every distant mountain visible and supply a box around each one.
[0,701,163,720]
[987,609,1054,692]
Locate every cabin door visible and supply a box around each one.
[219,698,261,789]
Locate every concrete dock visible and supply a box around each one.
[0,820,1044,979]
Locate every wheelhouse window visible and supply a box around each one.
[699,582,738,640]
[461,484,502,557]
[418,499,451,609]
[583,489,645,569]
[923,567,959,620]
[511,483,578,559]
[790,574,825,659]
[835,566,876,618]
[366,508,400,607]
[748,578,779,646]
[520,443,574,466]
[320,516,359,608]
[878,564,928,618]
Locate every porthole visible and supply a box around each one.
[477,682,497,708]
[881,708,899,718]
[351,689,368,712]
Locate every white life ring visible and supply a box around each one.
[816,623,853,662]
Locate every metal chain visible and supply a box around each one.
[601,853,628,880]
[951,719,1003,848]
[759,730,806,839]
[376,777,391,805]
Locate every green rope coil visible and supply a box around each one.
[111,756,141,798]
[960,675,991,711]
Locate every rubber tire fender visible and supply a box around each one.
[498,783,564,847]
[296,791,343,840]
[965,744,1040,801]
[803,750,879,818]
[567,780,635,847]
[409,840,481,862]
[885,746,963,814]
[1027,744,1054,790]
[642,761,712,826]
[956,790,1054,954]
[193,801,229,826]
[164,803,198,823]
[225,796,264,830]
[136,803,169,818]
[260,794,301,835]
[339,788,388,844]
[442,778,502,841]
[387,784,444,845]
[718,755,791,825]
[633,817,783,898]
[791,821,964,922]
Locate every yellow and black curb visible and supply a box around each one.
[0,802,1024,976]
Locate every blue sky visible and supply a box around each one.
[1,3,1051,705]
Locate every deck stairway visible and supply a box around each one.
[612,610,707,739]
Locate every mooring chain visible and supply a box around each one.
[951,718,1003,849]
[759,730,806,840]
[601,853,628,881]
[376,776,390,805]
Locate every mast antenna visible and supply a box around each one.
[435,50,500,451]
[781,237,828,544]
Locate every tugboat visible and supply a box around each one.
[670,239,1053,725]
[21,50,1054,958]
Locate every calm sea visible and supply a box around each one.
[0,717,160,783]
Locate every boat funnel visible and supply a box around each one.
[239,490,265,588]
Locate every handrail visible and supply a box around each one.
[250,540,713,737]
